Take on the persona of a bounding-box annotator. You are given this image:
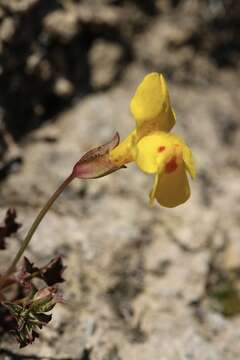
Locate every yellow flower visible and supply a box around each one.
[110,72,175,167]
[109,72,196,208]
[133,132,196,207]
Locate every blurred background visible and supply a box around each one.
[0,0,240,359]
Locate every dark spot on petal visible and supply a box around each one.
[158,146,166,153]
[165,156,178,173]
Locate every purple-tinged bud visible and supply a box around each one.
[72,132,126,179]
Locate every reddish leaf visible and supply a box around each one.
[0,209,21,250]
[40,257,65,286]
[18,256,66,287]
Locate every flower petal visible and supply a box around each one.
[149,172,160,207]
[183,146,196,179]
[130,73,175,133]
[134,132,177,174]
[153,164,191,208]
[130,73,166,123]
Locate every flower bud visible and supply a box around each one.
[72,132,126,179]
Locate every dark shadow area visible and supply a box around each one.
[0,348,92,360]
[0,1,135,141]
[130,0,159,15]
[172,0,240,68]
[105,0,159,15]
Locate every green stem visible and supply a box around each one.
[0,173,75,290]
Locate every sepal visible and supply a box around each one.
[73,132,126,179]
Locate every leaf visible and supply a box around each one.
[22,257,39,275]
[3,286,59,348]
[17,257,39,292]
[18,256,66,287]
[0,208,22,250]
[40,256,66,286]
[0,303,17,333]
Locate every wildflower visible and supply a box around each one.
[110,72,176,167]
[69,72,195,207]
[110,72,196,207]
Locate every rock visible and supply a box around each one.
[43,10,79,41]
[53,77,74,97]
[1,1,240,359]
[89,39,124,89]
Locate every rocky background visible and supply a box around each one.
[0,0,240,359]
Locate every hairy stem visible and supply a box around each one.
[0,173,75,290]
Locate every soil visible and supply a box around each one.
[0,1,240,359]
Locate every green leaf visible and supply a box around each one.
[2,286,59,347]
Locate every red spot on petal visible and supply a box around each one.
[158,146,166,153]
[165,156,178,173]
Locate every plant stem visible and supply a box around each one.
[0,173,75,290]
